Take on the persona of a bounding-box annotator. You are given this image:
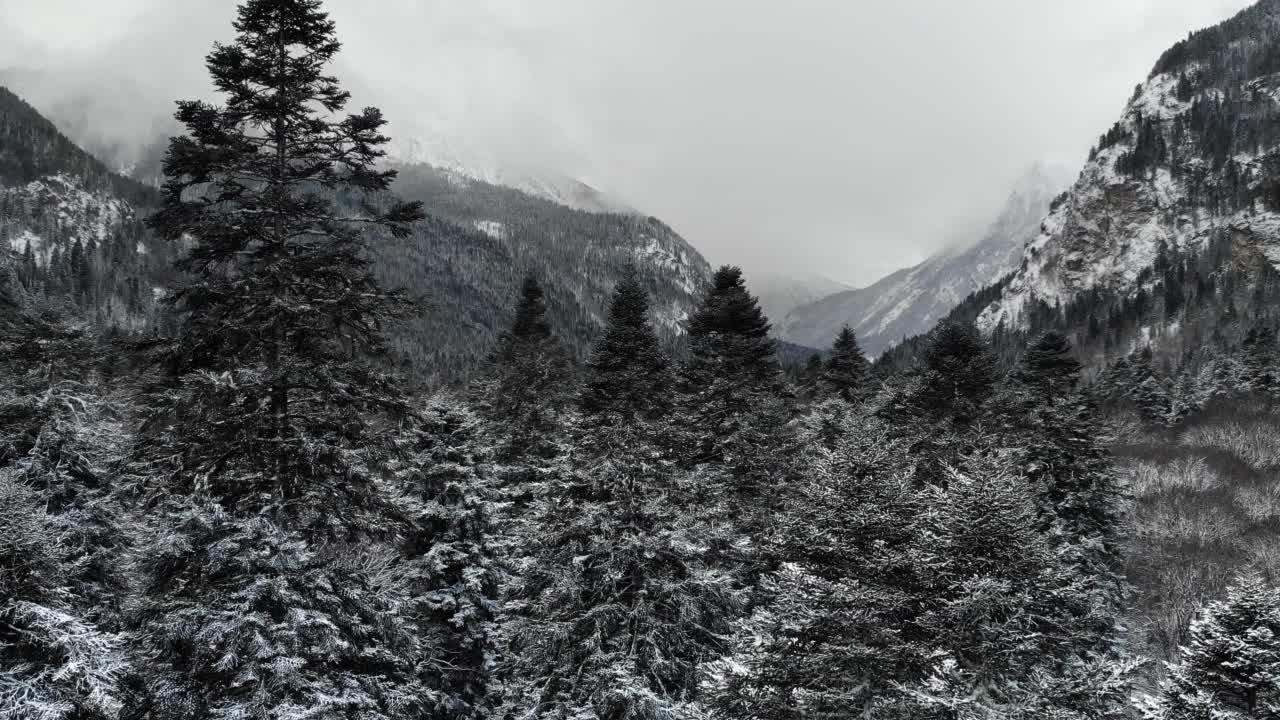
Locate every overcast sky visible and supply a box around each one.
[0,0,1258,285]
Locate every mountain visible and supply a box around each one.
[0,85,169,329]
[976,0,1280,346]
[388,137,632,214]
[780,162,1071,355]
[745,271,854,328]
[378,162,712,384]
[0,66,633,215]
[0,81,714,386]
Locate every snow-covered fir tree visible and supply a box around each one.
[821,325,872,402]
[121,1,489,717]
[1147,570,1280,719]
[676,265,789,472]
[393,397,500,719]
[475,274,573,460]
[579,268,673,422]
[504,415,742,720]
[0,472,127,720]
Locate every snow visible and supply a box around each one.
[472,220,507,240]
[0,174,134,268]
[387,135,632,214]
[8,230,44,264]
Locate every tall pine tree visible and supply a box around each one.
[579,268,672,423]
[910,320,997,427]
[676,265,787,475]
[126,2,487,717]
[477,274,571,458]
[821,325,871,402]
[1150,571,1280,719]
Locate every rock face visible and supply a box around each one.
[781,162,1071,355]
[978,0,1280,334]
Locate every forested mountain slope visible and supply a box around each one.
[977,0,1280,346]
[0,86,171,330]
[0,83,716,386]
[865,3,1280,694]
[382,162,712,383]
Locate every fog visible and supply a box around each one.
[0,0,1256,285]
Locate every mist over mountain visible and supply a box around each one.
[781,162,1073,355]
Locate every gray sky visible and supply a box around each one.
[0,0,1257,285]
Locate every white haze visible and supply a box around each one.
[0,0,1257,286]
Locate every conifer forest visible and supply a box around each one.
[13,1,1280,718]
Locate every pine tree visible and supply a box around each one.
[1241,325,1279,393]
[676,265,788,479]
[910,320,997,427]
[821,325,871,402]
[505,419,741,720]
[1152,571,1280,719]
[1007,332,1121,556]
[0,472,127,720]
[1129,349,1173,424]
[712,406,1133,719]
[477,274,572,458]
[908,450,1131,718]
[709,406,929,719]
[394,398,499,720]
[124,2,483,717]
[579,268,672,423]
[796,353,824,402]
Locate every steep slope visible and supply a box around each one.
[977,0,1280,338]
[782,162,1070,354]
[0,86,168,330]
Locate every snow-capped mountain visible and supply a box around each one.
[387,136,633,215]
[780,162,1072,355]
[976,1,1280,338]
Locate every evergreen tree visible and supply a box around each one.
[579,268,672,422]
[1151,571,1280,719]
[124,2,484,717]
[709,406,929,719]
[505,419,741,720]
[713,406,1133,719]
[1241,325,1279,393]
[676,265,787,478]
[0,472,127,720]
[910,320,997,427]
[796,353,824,402]
[1007,332,1122,559]
[394,398,499,720]
[821,325,871,402]
[478,274,572,458]
[1129,349,1173,424]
